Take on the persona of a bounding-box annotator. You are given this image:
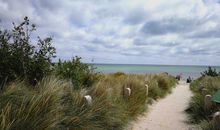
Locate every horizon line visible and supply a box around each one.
[85,63,220,67]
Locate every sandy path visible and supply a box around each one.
[131,81,193,130]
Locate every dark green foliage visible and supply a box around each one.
[201,66,219,77]
[55,56,99,89]
[0,17,56,86]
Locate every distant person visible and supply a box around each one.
[186,76,192,83]
[176,75,181,81]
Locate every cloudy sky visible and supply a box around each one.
[1,0,220,65]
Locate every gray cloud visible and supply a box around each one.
[1,0,220,65]
[123,7,148,25]
[36,0,64,11]
[140,18,198,35]
[189,28,220,38]
[133,37,179,47]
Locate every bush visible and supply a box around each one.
[201,66,219,77]
[0,17,56,86]
[54,56,99,89]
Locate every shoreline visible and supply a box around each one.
[88,63,220,67]
[90,64,217,79]
[96,71,200,80]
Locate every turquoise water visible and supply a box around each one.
[92,64,220,79]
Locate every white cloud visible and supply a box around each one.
[1,0,220,65]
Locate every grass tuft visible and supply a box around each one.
[186,76,220,129]
[0,73,177,130]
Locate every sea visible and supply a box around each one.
[91,64,220,80]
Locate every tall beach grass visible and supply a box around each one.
[186,76,220,130]
[0,73,177,130]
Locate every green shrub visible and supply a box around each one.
[201,66,219,77]
[54,56,99,89]
[0,17,56,86]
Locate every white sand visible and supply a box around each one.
[131,81,193,130]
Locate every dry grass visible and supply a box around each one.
[0,73,177,130]
[186,76,220,130]
[0,77,63,130]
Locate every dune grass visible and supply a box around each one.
[0,77,63,130]
[0,73,177,130]
[186,76,220,130]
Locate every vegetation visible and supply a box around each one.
[54,56,99,89]
[0,73,177,130]
[0,17,177,129]
[0,78,62,130]
[186,67,220,130]
[0,17,56,86]
[201,66,220,77]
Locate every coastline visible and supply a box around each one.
[90,64,220,79]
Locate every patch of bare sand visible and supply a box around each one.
[131,81,193,130]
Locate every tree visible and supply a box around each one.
[0,17,56,86]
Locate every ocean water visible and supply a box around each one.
[92,64,220,79]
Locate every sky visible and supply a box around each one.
[0,0,220,65]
